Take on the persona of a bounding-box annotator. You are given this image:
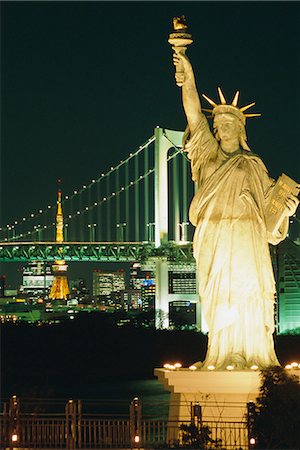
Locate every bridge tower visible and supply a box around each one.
[49,183,70,300]
[154,128,200,329]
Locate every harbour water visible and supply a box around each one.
[80,378,170,418]
[13,379,170,419]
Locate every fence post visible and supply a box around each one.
[9,395,20,450]
[130,397,141,449]
[65,399,77,449]
[77,400,82,449]
[247,400,256,448]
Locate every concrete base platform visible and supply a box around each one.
[154,368,262,447]
[155,368,260,422]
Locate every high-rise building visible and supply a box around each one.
[70,278,89,296]
[273,239,300,333]
[168,270,197,294]
[121,289,142,310]
[49,185,70,300]
[169,300,197,330]
[20,261,53,295]
[92,269,126,296]
[130,263,155,310]
[140,278,155,310]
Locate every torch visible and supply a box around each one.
[168,16,193,87]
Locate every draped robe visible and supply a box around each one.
[184,115,288,369]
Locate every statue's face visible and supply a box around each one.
[214,114,241,141]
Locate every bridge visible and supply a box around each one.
[1,127,300,332]
[0,241,193,263]
[1,128,192,249]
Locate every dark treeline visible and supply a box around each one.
[1,314,299,399]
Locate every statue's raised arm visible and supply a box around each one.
[168,16,203,136]
[173,53,203,135]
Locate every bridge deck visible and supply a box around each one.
[0,241,194,262]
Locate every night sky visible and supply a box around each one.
[1,1,300,286]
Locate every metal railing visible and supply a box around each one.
[0,396,249,449]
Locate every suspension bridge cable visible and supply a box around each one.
[0,136,155,234]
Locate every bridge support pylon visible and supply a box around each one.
[154,127,184,247]
[153,128,201,330]
[154,127,184,329]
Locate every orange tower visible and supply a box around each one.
[49,182,70,300]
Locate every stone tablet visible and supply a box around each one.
[265,173,300,235]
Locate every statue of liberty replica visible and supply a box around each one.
[169,16,299,370]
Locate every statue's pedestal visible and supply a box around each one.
[154,368,261,447]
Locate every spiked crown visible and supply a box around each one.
[202,87,261,125]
